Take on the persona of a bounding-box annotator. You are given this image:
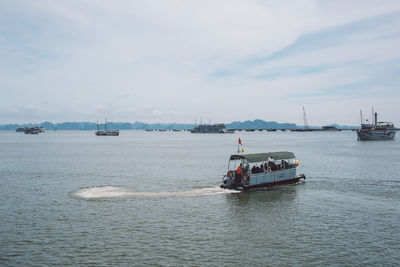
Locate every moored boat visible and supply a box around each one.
[357,109,395,140]
[23,126,44,134]
[221,149,305,191]
[190,124,230,134]
[24,127,40,134]
[96,119,119,136]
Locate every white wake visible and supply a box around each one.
[73,186,239,200]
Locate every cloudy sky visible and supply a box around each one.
[1,0,400,126]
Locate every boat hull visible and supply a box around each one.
[357,130,395,140]
[95,130,119,136]
[190,124,229,133]
[245,175,305,190]
[221,175,305,191]
[221,167,305,191]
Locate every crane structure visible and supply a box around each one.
[303,107,309,130]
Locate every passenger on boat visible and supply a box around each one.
[284,160,289,169]
[243,164,249,175]
[251,165,256,174]
[234,164,242,184]
[251,165,264,174]
[236,164,242,177]
[268,161,277,171]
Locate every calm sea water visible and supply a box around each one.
[0,130,399,266]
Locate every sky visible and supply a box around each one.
[1,0,400,126]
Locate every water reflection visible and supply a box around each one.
[225,183,302,206]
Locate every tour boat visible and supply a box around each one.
[221,151,305,191]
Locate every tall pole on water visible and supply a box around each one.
[371,107,374,125]
[303,107,309,130]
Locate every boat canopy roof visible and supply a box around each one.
[230,151,295,163]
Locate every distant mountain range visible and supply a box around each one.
[227,119,296,130]
[0,120,358,130]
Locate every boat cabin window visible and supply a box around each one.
[228,159,247,171]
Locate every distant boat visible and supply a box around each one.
[95,119,119,136]
[190,124,232,134]
[290,128,313,132]
[24,127,44,134]
[357,109,395,140]
[16,127,25,132]
[322,126,339,131]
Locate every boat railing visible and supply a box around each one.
[224,164,296,178]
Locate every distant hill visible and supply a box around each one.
[0,120,358,130]
[227,119,297,130]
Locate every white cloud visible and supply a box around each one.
[1,0,400,125]
[369,86,387,92]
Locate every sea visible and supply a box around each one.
[0,130,399,266]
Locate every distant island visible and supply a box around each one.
[0,120,359,131]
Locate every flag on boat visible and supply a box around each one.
[238,138,242,145]
[242,148,245,153]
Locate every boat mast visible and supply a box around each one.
[303,107,309,130]
[371,107,374,125]
[360,110,363,125]
[96,120,99,131]
[105,118,107,131]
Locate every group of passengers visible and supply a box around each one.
[236,160,291,175]
[234,160,293,179]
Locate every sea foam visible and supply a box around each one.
[73,186,239,200]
